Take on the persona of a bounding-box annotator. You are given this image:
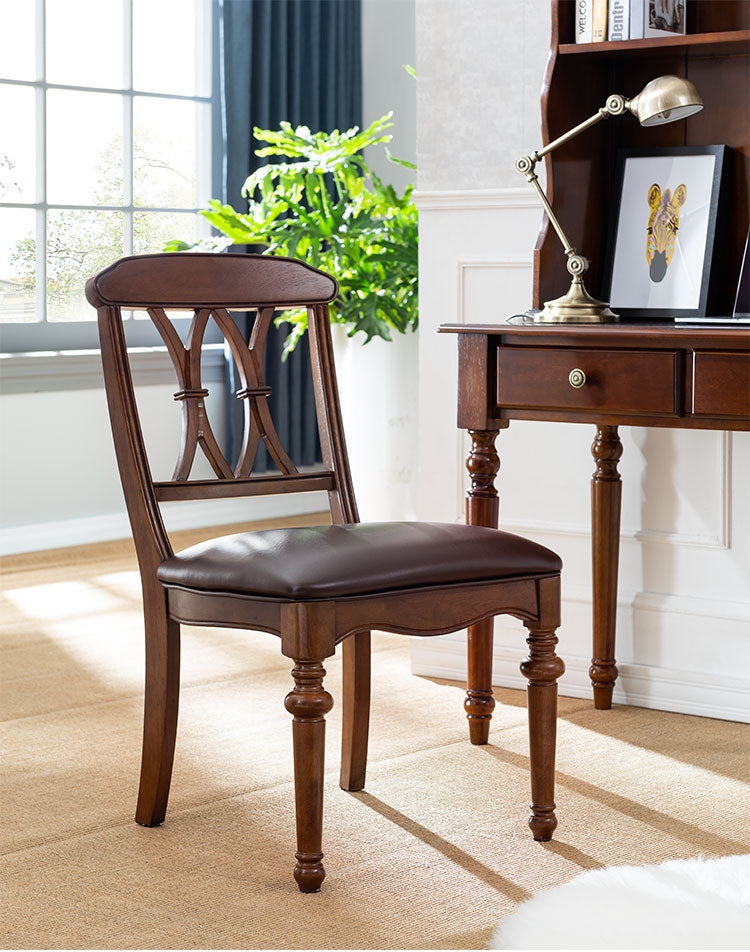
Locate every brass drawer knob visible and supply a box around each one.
[568,368,586,389]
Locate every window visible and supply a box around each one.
[0,0,214,353]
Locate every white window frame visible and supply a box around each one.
[0,0,215,354]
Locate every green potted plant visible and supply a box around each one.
[166,113,417,358]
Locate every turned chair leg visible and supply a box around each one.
[135,597,180,827]
[284,660,334,892]
[339,631,371,791]
[465,619,496,744]
[520,578,564,841]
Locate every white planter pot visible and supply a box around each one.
[330,323,419,523]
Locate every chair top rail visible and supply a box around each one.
[85,253,338,310]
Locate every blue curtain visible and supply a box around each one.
[216,0,362,471]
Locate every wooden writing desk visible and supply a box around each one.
[440,321,750,734]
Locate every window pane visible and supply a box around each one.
[0,208,36,322]
[0,1,36,81]
[0,85,36,203]
[46,0,124,89]
[133,98,196,208]
[47,209,123,321]
[133,0,205,96]
[47,90,124,206]
[133,210,199,256]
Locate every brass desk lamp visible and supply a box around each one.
[516,75,703,322]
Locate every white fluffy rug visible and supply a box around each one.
[491,854,750,950]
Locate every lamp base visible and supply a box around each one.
[535,276,619,323]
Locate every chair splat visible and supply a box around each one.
[147,305,299,483]
[212,306,298,478]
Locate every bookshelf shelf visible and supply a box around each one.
[558,29,750,57]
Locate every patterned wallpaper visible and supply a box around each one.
[416,0,550,190]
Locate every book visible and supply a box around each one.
[629,0,645,38]
[608,0,629,40]
[575,0,593,43]
[592,0,607,41]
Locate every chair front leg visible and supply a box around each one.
[339,630,371,791]
[136,591,180,827]
[520,577,564,842]
[466,619,496,744]
[284,661,334,892]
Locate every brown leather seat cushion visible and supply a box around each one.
[157,522,562,600]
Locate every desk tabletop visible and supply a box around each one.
[439,321,750,349]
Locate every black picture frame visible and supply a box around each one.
[602,145,730,321]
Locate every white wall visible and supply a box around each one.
[417,0,548,189]
[411,0,750,721]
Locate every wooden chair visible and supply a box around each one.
[86,252,565,893]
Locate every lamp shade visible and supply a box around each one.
[628,75,703,126]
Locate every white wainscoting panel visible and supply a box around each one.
[457,257,533,325]
[413,188,750,723]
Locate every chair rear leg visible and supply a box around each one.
[520,576,564,842]
[135,596,180,827]
[339,631,371,791]
[285,660,334,892]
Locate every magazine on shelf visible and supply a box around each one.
[592,0,608,41]
[609,0,630,39]
[575,0,593,42]
[630,0,645,39]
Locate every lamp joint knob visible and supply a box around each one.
[604,94,627,116]
[566,254,589,276]
[514,154,536,175]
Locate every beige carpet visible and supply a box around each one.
[2,520,749,950]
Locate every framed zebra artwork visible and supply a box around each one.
[603,145,730,320]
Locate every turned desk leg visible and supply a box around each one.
[590,425,622,709]
[464,429,500,744]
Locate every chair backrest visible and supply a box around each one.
[86,253,358,570]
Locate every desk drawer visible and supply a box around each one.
[496,347,680,415]
[693,352,750,419]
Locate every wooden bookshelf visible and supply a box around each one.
[533,0,750,315]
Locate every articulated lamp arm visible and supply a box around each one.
[514,94,629,280]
